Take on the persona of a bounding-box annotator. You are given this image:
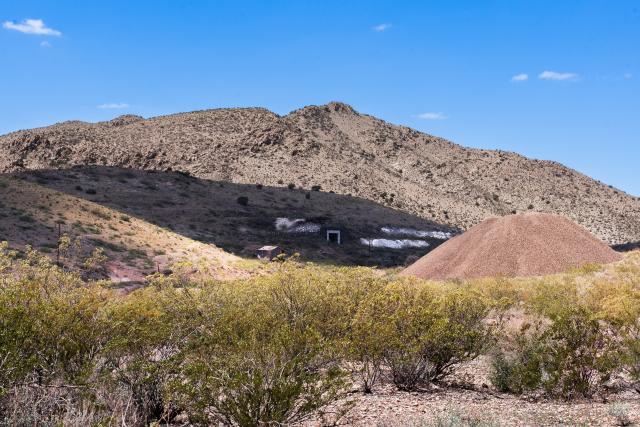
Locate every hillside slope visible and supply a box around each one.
[0,174,244,282]
[1,102,638,244]
[8,166,453,269]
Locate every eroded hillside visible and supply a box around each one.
[1,102,638,244]
[7,167,453,270]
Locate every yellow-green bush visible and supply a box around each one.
[353,280,491,391]
[0,244,112,423]
[488,269,639,399]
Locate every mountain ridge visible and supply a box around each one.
[1,102,638,245]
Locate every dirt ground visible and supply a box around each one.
[336,386,639,426]
[309,357,640,427]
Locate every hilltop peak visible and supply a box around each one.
[108,114,145,127]
[287,101,358,118]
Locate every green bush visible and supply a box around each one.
[491,307,619,398]
[159,269,361,425]
[540,306,617,398]
[356,282,490,391]
[171,329,347,425]
[490,322,545,393]
[0,246,109,393]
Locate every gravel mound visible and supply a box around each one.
[401,213,623,280]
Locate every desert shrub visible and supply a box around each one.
[349,304,391,393]
[0,246,112,421]
[236,195,249,206]
[357,282,490,391]
[99,285,192,424]
[595,283,640,381]
[0,248,109,389]
[609,403,632,427]
[541,306,617,397]
[492,305,619,398]
[163,269,359,425]
[18,214,34,223]
[89,207,111,220]
[171,328,347,426]
[311,185,322,191]
[85,188,97,195]
[287,183,295,190]
[490,322,545,393]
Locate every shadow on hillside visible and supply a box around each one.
[10,166,456,267]
[613,241,640,252]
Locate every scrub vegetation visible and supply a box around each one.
[1,243,639,425]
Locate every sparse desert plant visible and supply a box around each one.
[539,306,618,398]
[490,322,545,393]
[609,403,632,426]
[596,283,640,381]
[170,329,348,426]
[349,301,392,393]
[236,195,249,206]
[493,304,620,398]
[376,407,499,427]
[89,207,111,220]
[0,247,111,420]
[0,243,639,424]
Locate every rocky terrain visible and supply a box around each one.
[1,102,639,245]
[4,166,452,275]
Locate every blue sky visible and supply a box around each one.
[1,1,638,195]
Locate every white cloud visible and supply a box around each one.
[511,73,529,82]
[372,23,392,32]
[97,103,130,109]
[3,19,61,36]
[417,112,448,120]
[538,70,579,81]
[40,40,51,47]
[624,72,633,79]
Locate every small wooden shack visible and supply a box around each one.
[256,245,283,261]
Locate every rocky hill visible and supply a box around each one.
[7,166,452,270]
[1,102,639,244]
